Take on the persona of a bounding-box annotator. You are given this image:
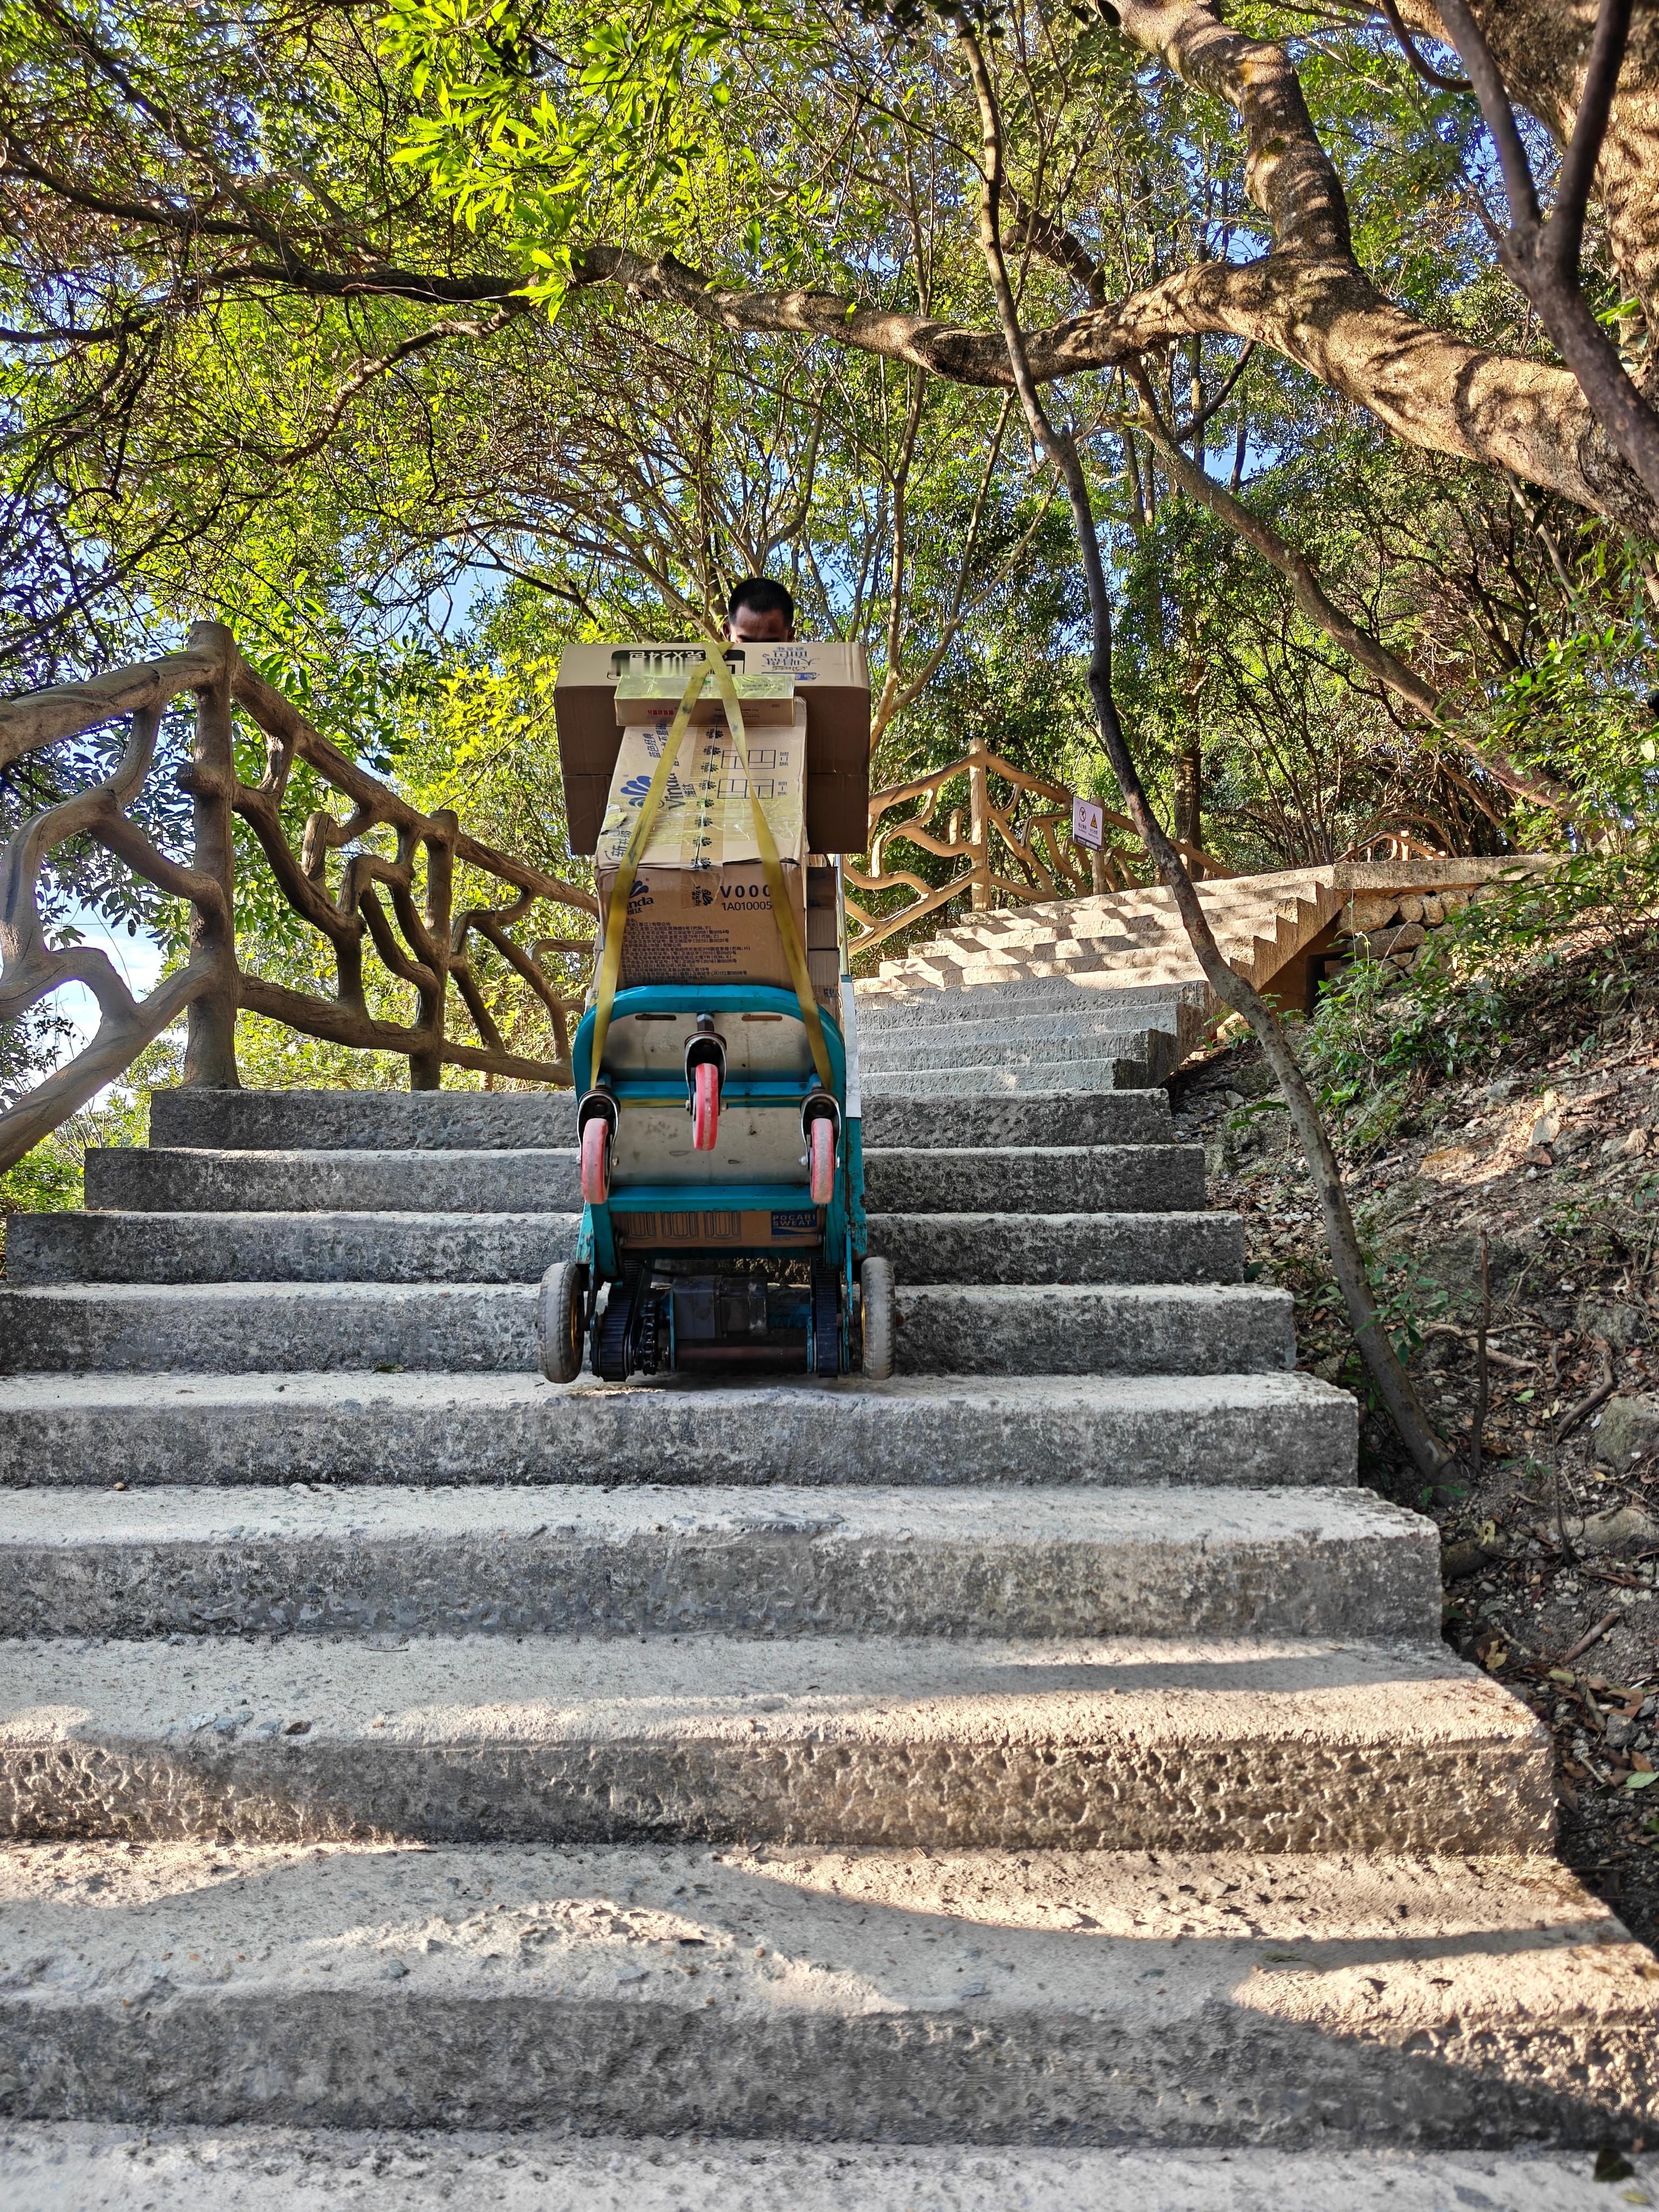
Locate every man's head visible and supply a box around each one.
[726,576,795,643]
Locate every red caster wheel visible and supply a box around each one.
[808,1115,836,1206]
[692,1058,720,1150]
[580,1114,611,1203]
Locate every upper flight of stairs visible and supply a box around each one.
[865,860,1548,1088]
[0,961,1654,2186]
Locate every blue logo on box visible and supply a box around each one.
[771,1209,818,1232]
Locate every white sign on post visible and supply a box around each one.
[1072,797,1104,849]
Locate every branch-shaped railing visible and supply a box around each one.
[0,621,596,1174]
[846,739,1225,962]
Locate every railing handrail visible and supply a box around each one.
[0,622,595,1174]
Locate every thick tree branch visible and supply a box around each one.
[959,15,1453,1482]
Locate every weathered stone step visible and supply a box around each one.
[860,1089,1172,1148]
[82,1142,1203,1219]
[143,1086,1174,1156]
[0,1279,1289,1376]
[5,1206,1236,1291]
[853,993,1196,1041]
[859,1028,1167,1075]
[869,1211,1243,1285]
[2,1844,1644,2145]
[854,974,1209,1026]
[5,1212,579,1287]
[864,1145,1204,1214]
[5,1206,1238,1290]
[150,1088,579,1152]
[85,1147,581,1215]
[0,1483,1437,1642]
[0,1633,1549,1850]
[896,1284,1290,1375]
[862,1056,1159,1098]
[0,1370,1356,1490]
[0,2129,1639,2211]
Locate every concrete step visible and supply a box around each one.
[83,1142,1203,1219]
[0,1278,1287,1377]
[0,1370,1357,1489]
[860,1058,1159,1097]
[85,1147,580,1216]
[0,1281,537,1373]
[0,1483,1437,1642]
[1,1846,1644,2144]
[5,1206,1236,1292]
[858,1090,1172,1149]
[854,975,1210,1027]
[0,1633,1550,1850]
[864,1145,1205,1214]
[859,1029,1169,1075]
[149,1088,578,1152]
[869,1211,1243,1285]
[5,1212,579,1287]
[854,997,1196,1043]
[145,1088,1181,1159]
[5,1206,1237,1291]
[1,2132,1643,2212]
[895,1284,1291,1375]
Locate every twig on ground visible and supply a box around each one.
[1471,1231,1491,1485]
[1561,1608,1624,1665]
[1553,1343,1617,1445]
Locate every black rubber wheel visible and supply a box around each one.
[860,1257,894,1380]
[537,1260,588,1384]
[811,1264,841,1377]
[594,1276,637,1383]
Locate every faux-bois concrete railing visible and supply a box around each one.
[0,621,596,1174]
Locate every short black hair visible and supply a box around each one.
[727,576,794,626]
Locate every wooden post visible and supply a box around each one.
[410,813,456,1090]
[181,621,241,1089]
[968,741,992,912]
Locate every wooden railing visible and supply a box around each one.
[845,739,1222,963]
[0,622,595,1175]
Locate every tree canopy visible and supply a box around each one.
[2,0,1656,921]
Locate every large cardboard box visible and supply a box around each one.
[595,703,807,874]
[556,639,869,855]
[594,704,835,1015]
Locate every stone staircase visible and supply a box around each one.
[867,861,1543,1088]
[0,970,1654,2196]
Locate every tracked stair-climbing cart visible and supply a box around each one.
[542,639,889,1382]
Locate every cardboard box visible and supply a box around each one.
[595,704,807,875]
[556,640,870,855]
[596,862,810,996]
[612,669,797,726]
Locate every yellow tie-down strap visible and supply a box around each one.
[588,650,835,1096]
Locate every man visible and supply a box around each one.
[725,576,795,643]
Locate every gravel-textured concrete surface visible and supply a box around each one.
[146,1087,1177,1155]
[85,1147,582,1215]
[0,1278,1287,1377]
[895,1283,1292,1375]
[870,1210,1244,1284]
[0,1370,1359,1488]
[864,1145,1205,1213]
[860,1028,1166,1074]
[5,1211,581,1286]
[862,1056,1157,1096]
[859,1089,1171,1147]
[0,1844,1648,2139]
[149,1089,581,1152]
[0,1282,541,1373]
[0,1483,1438,1641]
[853,982,1203,1033]
[3,2130,1645,2211]
[0,1632,1552,1850]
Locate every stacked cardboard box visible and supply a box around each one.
[594,698,836,1014]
